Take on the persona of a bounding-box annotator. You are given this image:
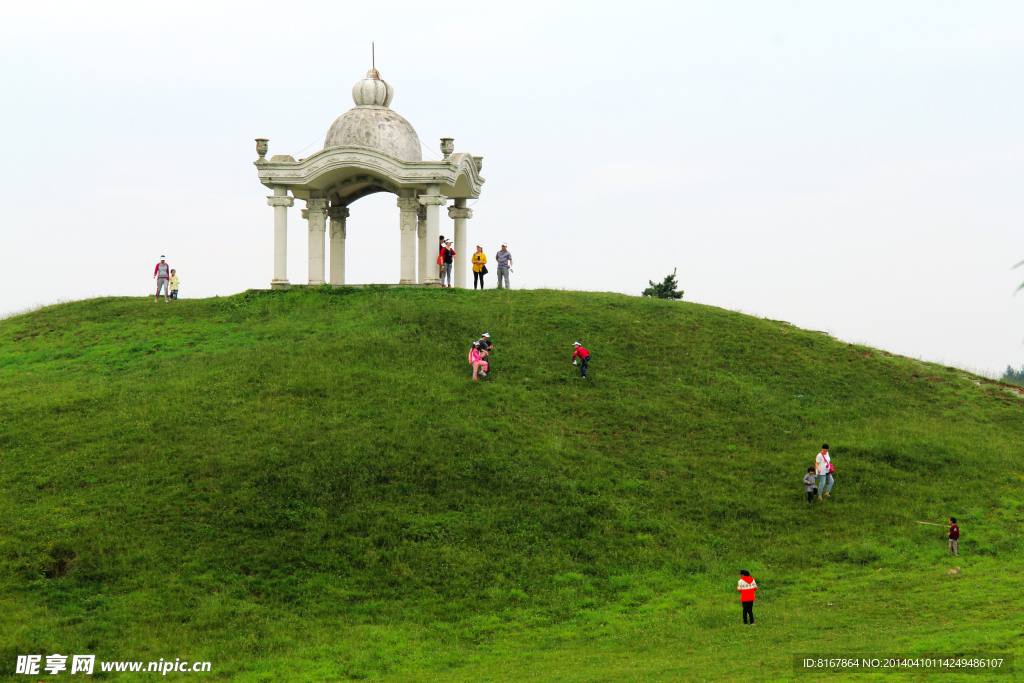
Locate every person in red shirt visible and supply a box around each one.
[571,342,590,379]
[948,517,960,557]
[737,570,757,625]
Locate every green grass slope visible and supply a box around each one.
[0,287,1021,682]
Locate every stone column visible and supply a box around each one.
[419,185,446,286]
[328,206,349,285]
[417,205,427,284]
[448,199,473,289]
[267,187,294,288]
[397,195,419,285]
[304,198,328,285]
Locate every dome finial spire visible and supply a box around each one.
[372,41,375,71]
[352,65,393,108]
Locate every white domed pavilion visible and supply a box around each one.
[255,67,484,288]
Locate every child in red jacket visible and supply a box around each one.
[571,342,590,379]
[737,570,757,625]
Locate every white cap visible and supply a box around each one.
[572,341,581,346]
[482,332,490,338]
[501,242,507,246]
[160,255,166,259]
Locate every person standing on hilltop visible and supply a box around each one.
[495,243,513,289]
[815,444,835,501]
[153,256,170,302]
[737,570,757,625]
[438,234,446,281]
[440,240,456,288]
[472,245,487,289]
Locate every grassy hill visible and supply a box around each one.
[0,287,1021,682]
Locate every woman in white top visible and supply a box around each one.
[815,444,834,500]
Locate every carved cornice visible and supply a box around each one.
[419,194,447,206]
[256,146,485,199]
[266,196,294,208]
[448,207,473,220]
[396,197,420,212]
[328,207,350,220]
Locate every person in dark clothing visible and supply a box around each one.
[440,240,456,288]
[571,342,590,379]
[478,333,492,372]
[948,517,960,556]
[438,235,446,282]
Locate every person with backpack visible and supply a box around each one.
[571,342,590,379]
[815,444,835,500]
[737,570,758,625]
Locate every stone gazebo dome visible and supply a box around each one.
[323,69,422,162]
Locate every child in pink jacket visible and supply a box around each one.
[469,343,489,380]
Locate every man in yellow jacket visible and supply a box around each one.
[472,245,487,289]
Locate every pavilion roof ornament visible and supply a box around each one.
[352,69,394,108]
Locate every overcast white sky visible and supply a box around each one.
[1,1,1022,375]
